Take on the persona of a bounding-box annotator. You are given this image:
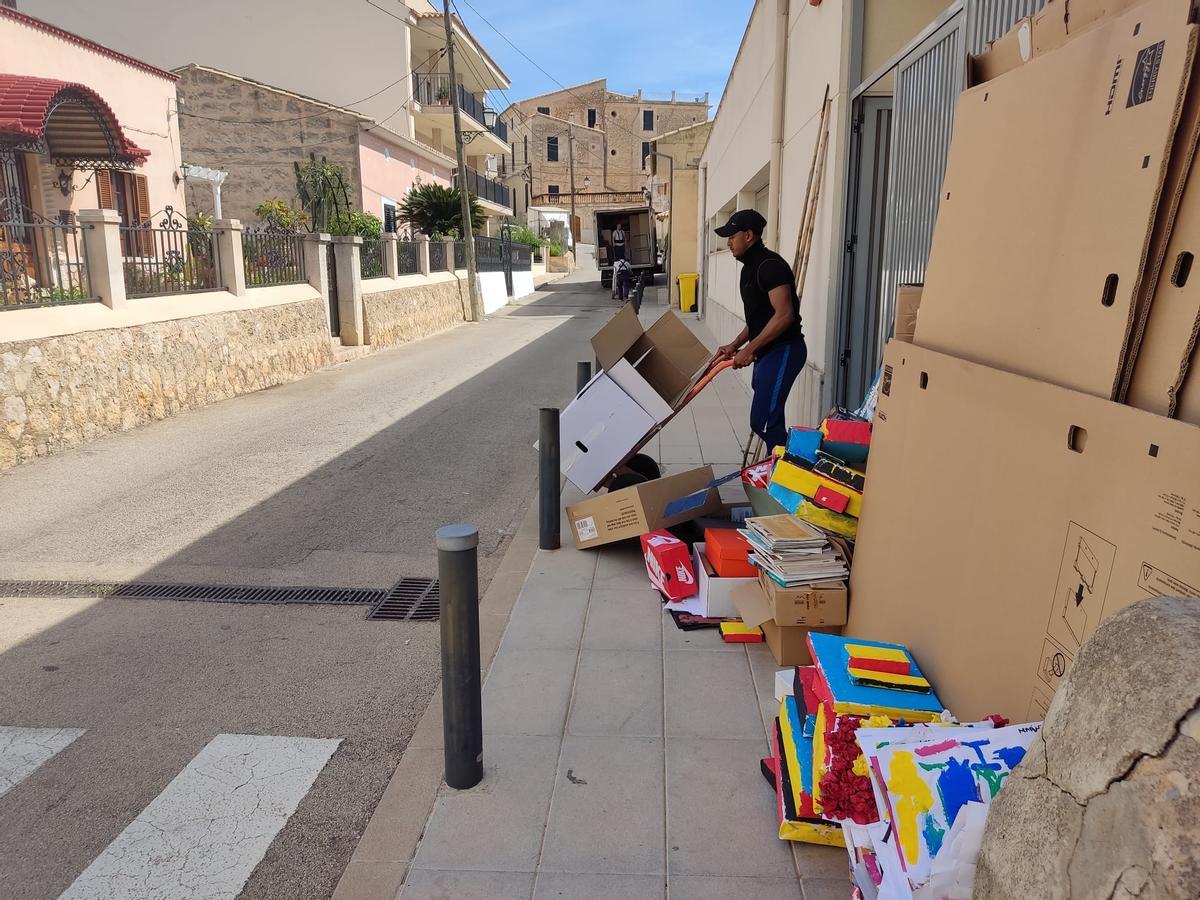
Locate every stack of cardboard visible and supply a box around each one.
[767,419,868,540]
[846,0,1200,724]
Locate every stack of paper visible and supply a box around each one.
[740,515,848,587]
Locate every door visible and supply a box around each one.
[835,96,893,406]
[325,241,340,337]
[0,152,36,301]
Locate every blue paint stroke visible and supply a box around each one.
[936,757,978,826]
[962,739,991,765]
[993,745,1027,770]
[922,814,946,857]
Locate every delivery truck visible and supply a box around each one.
[595,206,658,289]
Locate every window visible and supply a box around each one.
[96,169,151,255]
[382,201,397,233]
[587,109,597,128]
[547,136,559,162]
[537,105,550,115]
[547,185,560,195]
[643,110,654,131]
[642,142,651,166]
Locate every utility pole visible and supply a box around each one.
[567,130,578,250]
[444,0,481,322]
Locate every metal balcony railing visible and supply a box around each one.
[412,73,507,142]
[465,166,511,211]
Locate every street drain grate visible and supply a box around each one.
[0,580,385,606]
[367,577,440,621]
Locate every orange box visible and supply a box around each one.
[703,528,758,579]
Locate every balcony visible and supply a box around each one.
[464,165,511,212]
[412,73,508,150]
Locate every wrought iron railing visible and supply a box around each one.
[475,235,505,272]
[242,230,306,287]
[0,212,96,310]
[465,166,511,210]
[511,242,532,271]
[412,73,507,141]
[397,240,419,275]
[360,238,386,279]
[429,240,447,272]
[120,207,220,298]
[453,241,466,270]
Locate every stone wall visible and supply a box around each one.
[362,278,468,349]
[0,298,333,470]
[176,65,363,224]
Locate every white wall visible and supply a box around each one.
[511,270,534,300]
[26,0,417,143]
[699,0,848,424]
[479,271,508,315]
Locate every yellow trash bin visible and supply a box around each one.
[678,272,698,312]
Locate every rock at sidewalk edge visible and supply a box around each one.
[976,596,1200,899]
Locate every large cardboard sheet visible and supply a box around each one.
[846,343,1200,722]
[916,1,1199,399]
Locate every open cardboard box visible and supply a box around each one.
[566,466,721,550]
[733,579,832,666]
[757,571,848,628]
[593,304,712,421]
[917,0,1200,400]
[847,341,1200,722]
[555,372,656,493]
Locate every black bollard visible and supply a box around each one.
[576,361,591,395]
[438,524,483,790]
[539,408,561,550]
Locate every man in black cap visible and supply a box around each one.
[713,209,806,451]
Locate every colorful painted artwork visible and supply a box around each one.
[864,722,1042,891]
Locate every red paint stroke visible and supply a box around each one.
[847,656,912,676]
[914,739,960,756]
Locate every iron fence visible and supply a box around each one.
[430,240,447,272]
[464,167,511,210]
[360,238,386,279]
[453,241,466,270]
[242,230,306,287]
[0,216,96,310]
[511,242,532,271]
[475,236,505,273]
[120,207,220,298]
[397,240,420,275]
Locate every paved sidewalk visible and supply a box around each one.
[337,303,847,899]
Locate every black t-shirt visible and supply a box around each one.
[739,241,804,352]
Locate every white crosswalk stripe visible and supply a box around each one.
[0,726,85,799]
[58,733,341,900]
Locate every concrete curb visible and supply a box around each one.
[330,490,544,900]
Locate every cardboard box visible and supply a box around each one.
[734,576,839,666]
[1177,349,1200,425]
[893,284,923,344]
[692,542,759,618]
[970,16,1032,86]
[566,466,721,549]
[704,527,757,578]
[846,342,1200,722]
[916,2,1200,400]
[758,571,848,627]
[592,304,711,412]
[556,372,656,492]
[641,531,697,601]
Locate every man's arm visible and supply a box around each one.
[718,326,750,359]
[733,286,795,368]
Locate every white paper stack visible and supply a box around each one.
[740,515,848,587]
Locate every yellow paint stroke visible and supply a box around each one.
[888,750,935,866]
[845,644,910,664]
[812,702,828,813]
[846,667,930,689]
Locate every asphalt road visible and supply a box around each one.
[0,271,615,899]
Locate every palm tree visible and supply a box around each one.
[398,183,484,237]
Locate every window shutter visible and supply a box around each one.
[134,174,153,255]
[95,169,115,210]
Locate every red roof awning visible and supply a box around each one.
[0,74,149,167]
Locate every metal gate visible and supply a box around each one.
[834,0,1048,405]
[325,240,340,337]
[502,231,514,296]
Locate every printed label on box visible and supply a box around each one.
[1127,41,1165,108]
[575,516,598,542]
[1028,685,1055,722]
[1036,635,1074,693]
[1046,522,1116,652]
[1137,561,1200,598]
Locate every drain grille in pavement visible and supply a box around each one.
[0,578,440,619]
[367,577,440,621]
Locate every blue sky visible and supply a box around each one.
[452,0,755,114]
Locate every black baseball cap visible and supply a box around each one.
[714,209,766,237]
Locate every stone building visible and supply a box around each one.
[176,65,457,229]
[500,79,709,244]
[646,121,713,304]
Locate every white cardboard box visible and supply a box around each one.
[556,372,656,492]
[607,354,675,423]
[669,542,762,619]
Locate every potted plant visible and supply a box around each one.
[435,85,450,106]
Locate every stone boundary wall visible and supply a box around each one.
[362,278,468,349]
[1,298,333,470]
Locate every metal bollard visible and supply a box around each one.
[576,360,591,395]
[438,524,483,790]
[539,408,561,550]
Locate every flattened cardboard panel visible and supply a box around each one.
[846,342,1200,722]
[916,3,1199,399]
[1124,62,1200,412]
[1175,339,1200,423]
